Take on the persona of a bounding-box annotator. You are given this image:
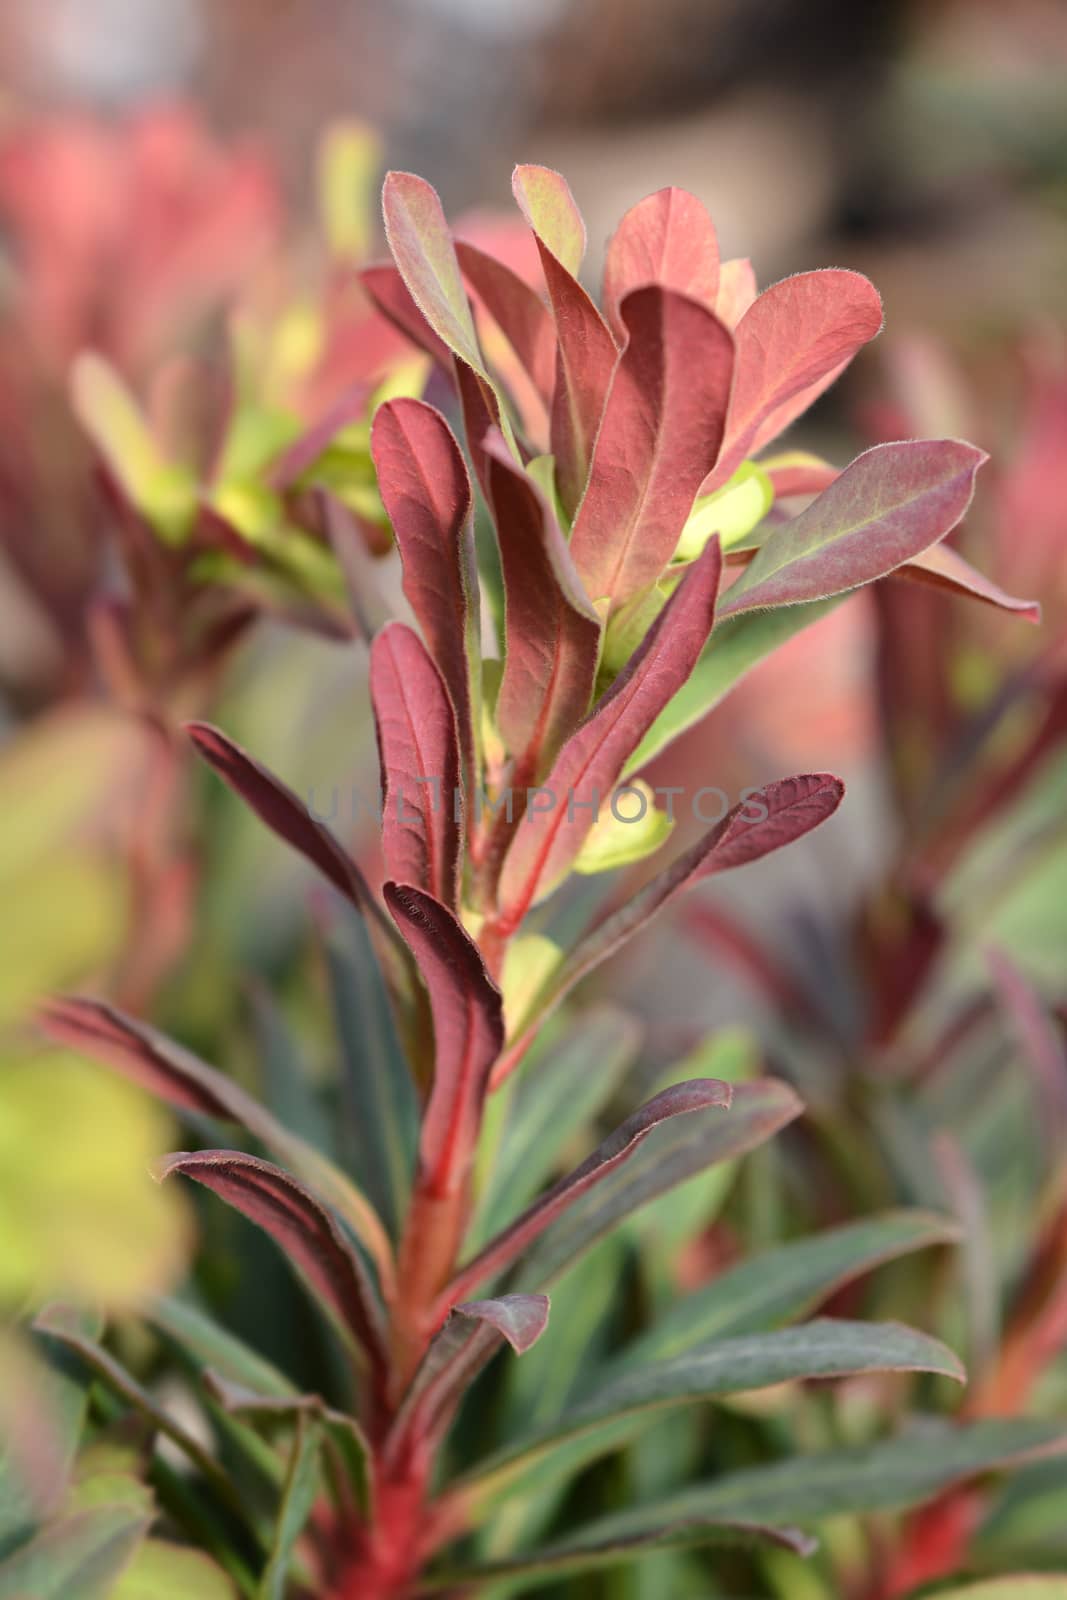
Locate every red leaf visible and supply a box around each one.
[496,539,723,926]
[384,884,505,1193]
[708,269,883,491]
[38,995,396,1287]
[158,1150,387,1371]
[494,775,843,1084]
[447,1080,732,1304]
[894,541,1041,622]
[371,398,478,796]
[602,188,720,341]
[512,164,618,515]
[456,239,556,413]
[371,622,463,907]
[483,433,600,779]
[358,262,454,371]
[266,383,373,491]
[718,440,987,619]
[569,285,734,610]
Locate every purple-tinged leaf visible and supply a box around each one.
[359,262,454,371]
[381,172,488,380]
[371,399,478,795]
[762,451,840,501]
[895,541,1041,621]
[496,540,723,925]
[318,490,395,644]
[569,285,733,609]
[714,256,758,326]
[602,188,720,341]
[456,239,556,413]
[707,268,883,490]
[483,433,600,779]
[184,720,428,1070]
[37,995,395,1289]
[384,884,505,1193]
[718,441,987,620]
[494,775,843,1082]
[266,383,372,491]
[157,1150,388,1374]
[386,1296,550,1466]
[371,623,463,908]
[987,947,1067,1142]
[512,164,618,514]
[446,1080,731,1306]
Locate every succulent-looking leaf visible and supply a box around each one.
[384,885,505,1193]
[708,268,883,490]
[499,776,842,1074]
[718,440,987,619]
[381,172,486,379]
[0,1505,150,1600]
[456,239,556,412]
[387,1296,550,1463]
[568,286,733,610]
[601,188,720,341]
[512,1078,803,1289]
[448,1079,731,1305]
[452,1319,964,1510]
[372,623,463,907]
[496,539,723,925]
[370,399,479,795]
[38,997,395,1290]
[626,1209,962,1363]
[483,434,600,778]
[257,1415,322,1600]
[512,164,618,514]
[157,1151,387,1374]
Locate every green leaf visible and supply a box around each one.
[624,597,844,775]
[572,781,675,876]
[150,1298,296,1401]
[674,462,773,561]
[623,1209,962,1363]
[112,1540,237,1599]
[317,119,382,261]
[0,1505,149,1599]
[925,1584,1067,1599]
[323,902,419,1241]
[258,1416,321,1600]
[451,1320,963,1513]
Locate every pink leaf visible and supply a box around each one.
[384,884,505,1193]
[708,269,883,491]
[602,187,720,342]
[718,440,987,619]
[494,775,843,1085]
[381,172,486,379]
[714,256,758,327]
[158,1150,387,1371]
[456,238,556,413]
[496,539,722,926]
[372,623,463,907]
[483,432,600,778]
[569,285,734,610]
[894,541,1041,622]
[447,1080,732,1303]
[512,164,618,515]
[38,996,396,1288]
[359,262,454,371]
[371,398,478,794]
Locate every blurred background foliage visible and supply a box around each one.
[1,1,1067,1596]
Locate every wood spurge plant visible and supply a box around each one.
[25,164,1061,1599]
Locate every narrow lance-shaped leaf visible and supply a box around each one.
[371,399,479,797]
[896,542,1040,621]
[512,164,618,514]
[512,1078,803,1291]
[358,262,454,371]
[706,267,883,491]
[37,996,395,1291]
[384,885,505,1195]
[184,721,430,1075]
[451,1320,964,1512]
[386,1296,550,1466]
[157,1151,388,1378]
[372,623,463,908]
[447,1080,731,1306]
[568,285,734,611]
[601,187,720,341]
[484,433,600,779]
[381,172,488,380]
[258,1415,322,1600]
[718,441,987,620]
[496,538,723,927]
[456,239,556,413]
[498,775,842,1081]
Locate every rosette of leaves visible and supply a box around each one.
[30,167,1064,1598]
